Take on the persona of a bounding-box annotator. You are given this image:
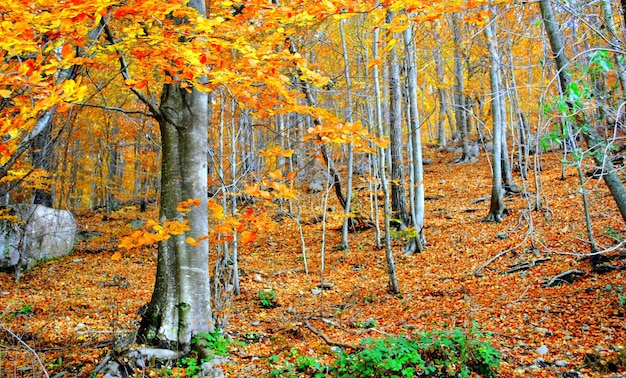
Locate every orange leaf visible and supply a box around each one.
[185,237,201,246]
[111,251,122,260]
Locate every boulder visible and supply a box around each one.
[0,204,77,271]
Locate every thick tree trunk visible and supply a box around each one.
[139,0,211,351]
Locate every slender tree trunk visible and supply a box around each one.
[287,40,348,211]
[450,14,473,162]
[32,122,54,207]
[432,32,448,147]
[373,20,399,294]
[540,0,626,224]
[339,18,355,249]
[485,18,506,222]
[403,20,424,254]
[600,0,626,93]
[386,10,410,227]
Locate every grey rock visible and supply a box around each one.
[555,360,569,367]
[496,232,509,240]
[0,205,76,271]
[534,327,551,336]
[200,356,229,377]
[536,345,549,355]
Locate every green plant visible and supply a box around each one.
[191,329,231,357]
[618,293,626,308]
[603,226,624,242]
[258,288,278,308]
[269,350,328,378]
[179,355,201,377]
[16,304,33,316]
[363,295,376,303]
[269,325,501,378]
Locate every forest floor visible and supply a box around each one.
[0,148,625,378]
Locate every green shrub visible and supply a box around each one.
[258,288,278,308]
[269,326,501,378]
[191,329,231,357]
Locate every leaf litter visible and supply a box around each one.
[0,150,624,377]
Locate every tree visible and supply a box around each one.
[450,13,474,163]
[484,13,507,222]
[539,0,626,225]
[386,10,411,228]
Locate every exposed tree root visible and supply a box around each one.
[542,270,584,287]
[303,319,364,351]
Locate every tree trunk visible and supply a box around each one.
[450,13,473,162]
[484,17,506,222]
[403,20,425,254]
[138,0,212,351]
[539,0,626,224]
[386,10,410,227]
[373,20,399,294]
[339,18,355,249]
[32,122,54,207]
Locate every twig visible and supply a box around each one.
[470,196,491,204]
[542,270,584,288]
[304,319,364,351]
[491,331,528,341]
[0,324,49,378]
[474,246,516,276]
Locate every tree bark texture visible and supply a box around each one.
[139,0,212,351]
[386,11,410,226]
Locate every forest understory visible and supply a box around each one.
[1,148,625,378]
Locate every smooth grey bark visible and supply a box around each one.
[540,0,626,224]
[139,0,211,351]
[403,21,425,254]
[386,11,410,227]
[339,18,355,249]
[484,18,506,222]
[450,13,473,162]
[31,120,54,207]
[373,21,399,294]
[432,33,448,147]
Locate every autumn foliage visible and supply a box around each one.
[1,0,626,376]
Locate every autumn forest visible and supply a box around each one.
[1,0,626,377]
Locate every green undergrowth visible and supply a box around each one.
[269,326,501,378]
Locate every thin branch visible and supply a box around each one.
[0,324,49,378]
[75,102,151,117]
[304,319,364,351]
[100,20,162,120]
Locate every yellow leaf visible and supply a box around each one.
[269,169,283,180]
[185,237,201,246]
[240,230,257,244]
[0,90,11,98]
[111,251,122,260]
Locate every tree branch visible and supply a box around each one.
[100,20,162,120]
[75,102,151,117]
[304,319,364,351]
